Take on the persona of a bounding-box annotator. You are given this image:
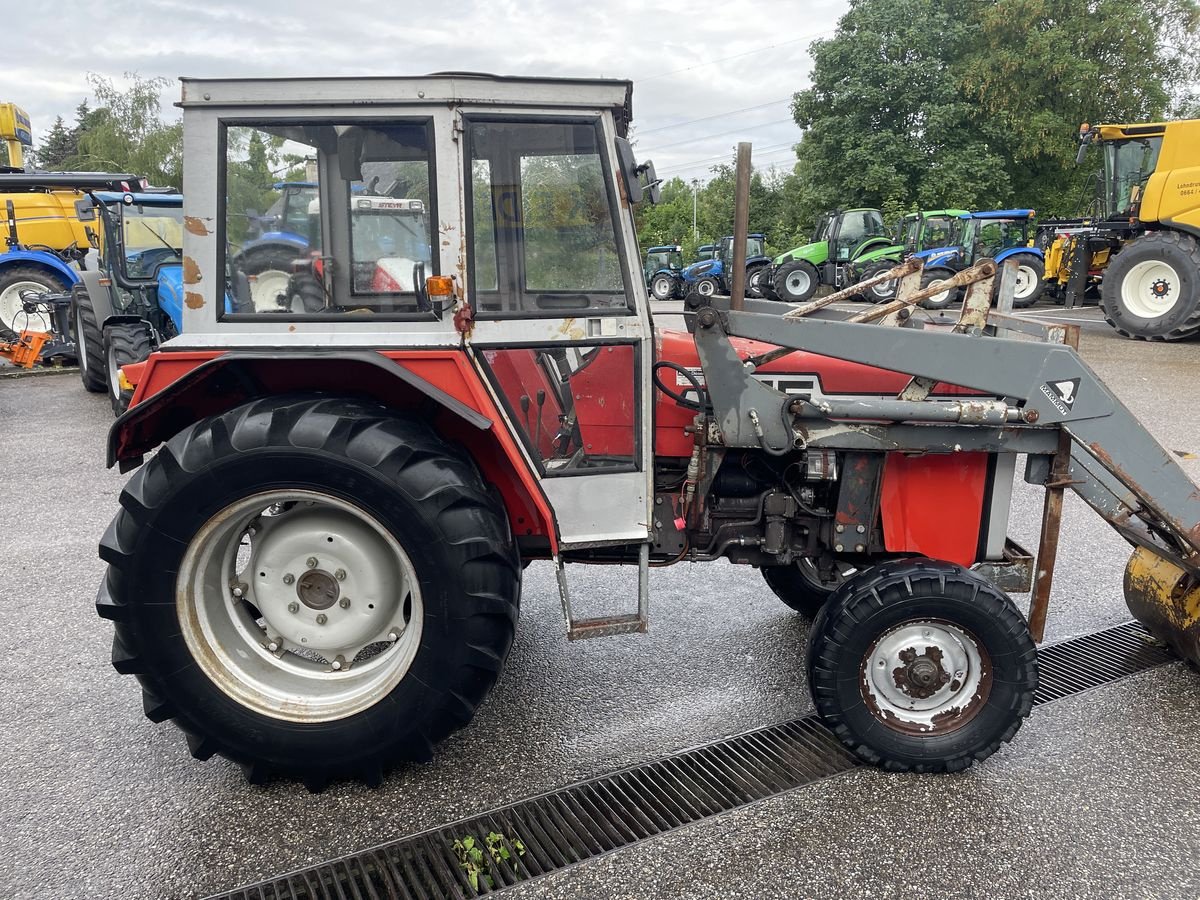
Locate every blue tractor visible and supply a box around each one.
[677,233,771,298]
[644,244,684,300]
[913,209,1046,309]
[70,190,187,414]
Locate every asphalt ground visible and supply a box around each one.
[2,301,1200,899]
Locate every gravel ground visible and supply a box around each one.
[1,305,1198,899]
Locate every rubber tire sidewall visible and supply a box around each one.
[761,563,834,617]
[1007,255,1045,308]
[776,260,819,303]
[809,559,1036,772]
[71,283,107,392]
[1101,231,1200,340]
[105,398,519,779]
[858,261,899,303]
[919,269,957,310]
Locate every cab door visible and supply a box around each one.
[461,113,653,548]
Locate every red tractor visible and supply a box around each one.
[98,75,1200,791]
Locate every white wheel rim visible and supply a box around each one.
[652,276,672,299]
[785,269,810,295]
[928,280,952,304]
[178,489,424,723]
[248,270,291,312]
[0,280,53,333]
[870,277,895,300]
[106,337,122,401]
[861,619,990,734]
[697,280,714,296]
[1121,259,1182,319]
[1014,264,1037,300]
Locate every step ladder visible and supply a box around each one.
[555,543,649,641]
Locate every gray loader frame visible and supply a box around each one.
[690,257,1200,641]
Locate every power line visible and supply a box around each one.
[641,118,797,154]
[637,97,793,136]
[640,33,828,83]
[659,147,800,181]
[656,141,798,175]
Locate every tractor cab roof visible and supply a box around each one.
[92,191,184,207]
[647,245,681,253]
[179,73,635,136]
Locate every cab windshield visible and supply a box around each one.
[349,200,431,294]
[116,203,184,279]
[1103,138,1162,217]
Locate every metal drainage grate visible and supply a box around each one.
[207,620,1174,900]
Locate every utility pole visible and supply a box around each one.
[691,178,699,240]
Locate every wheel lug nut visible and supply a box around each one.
[306,557,318,569]
[316,614,327,625]
[287,601,299,614]
[267,640,279,652]
[388,630,401,642]
[335,569,346,581]
[331,655,346,671]
[283,573,295,585]
[339,597,351,609]
[232,586,244,598]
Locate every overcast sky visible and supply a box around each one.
[6,0,846,183]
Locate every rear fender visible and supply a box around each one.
[0,250,79,286]
[994,247,1044,265]
[109,349,557,550]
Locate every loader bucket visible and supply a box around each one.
[1124,546,1200,664]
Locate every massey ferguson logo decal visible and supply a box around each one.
[1040,378,1080,415]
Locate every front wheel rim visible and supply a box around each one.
[861,619,990,735]
[1121,259,1182,319]
[697,280,714,296]
[652,276,672,299]
[0,281,53,333]
[928,280,951,305]
[177,489,424,723]
[785,270,810,295]
[1014,264,1037,300]
[76,307,91,375]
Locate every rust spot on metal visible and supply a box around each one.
[182,256,202,285]
[183,216,211,236]
[184,291,204,310]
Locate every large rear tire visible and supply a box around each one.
[808,557,1037,772]
[96,396,521,790]
[236,246,304,312]
[775,259,819,303]
[103,321,155,416]
[1101,231,1200,340]
[746,264,768,299]
[71,283,106,393]
[651,273,677,301]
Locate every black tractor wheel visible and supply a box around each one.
[651,273,677,301]
[96,396,521,790]
[236,246,304,312]
[1101,231,1200,340]
[695,276,721,298]
[746,264,768,299]
[0,265,67,339]
[103,321,155,416]
[286,272,326,313]
[761,559,853,617]
[918,269,958,310]
[807,557,1037,773]
[856,260,901,303]
[1005,255,1045,308]
[774,260,820,303]
[71,283,106,393]
[759,266,780,301]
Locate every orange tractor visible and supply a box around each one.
[97,75,1200,791]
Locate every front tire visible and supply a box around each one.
[71,284,106,393]
[651,273,677,301]
[761,558,852,617]
[857,260,900,303]
[695,276,720,298]
[808,557,1037,772]
[96,396,521,790]
[1101,231,1200,340]
[775,260,819,303]
[919,269,957,310]
[1006,255,1045,308]
[103,321,154,415]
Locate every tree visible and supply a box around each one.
[36,116,75,170]
[71,73,182,188]
[789,0,1200,219]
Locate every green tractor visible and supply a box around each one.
[761,208,893,302]
[849,209,969,302]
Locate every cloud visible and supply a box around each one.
[8,0,848,180]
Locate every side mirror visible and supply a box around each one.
[74,198,96,222]
[1075,139,1091,166]
[614,137,661,205]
